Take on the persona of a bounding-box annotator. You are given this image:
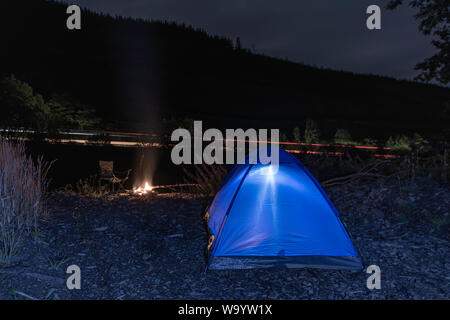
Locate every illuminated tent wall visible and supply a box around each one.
[205,148,363,270]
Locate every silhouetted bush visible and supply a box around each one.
[0,75,100,133]
[304,119,320,144]
[334,129,356,145]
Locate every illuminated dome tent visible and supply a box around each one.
[205,147,363,270]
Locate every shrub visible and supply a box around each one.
[58,174,113,198]
[0,74,49,131]
[362,138,378,147]
[304,119,320,144]
[0,75,100,133]
[334,129,355,145]
[386,133,429,152]
[292,127,301,143]
[386,135,412,152]
[0,138,51,263]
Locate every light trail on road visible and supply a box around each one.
[0,128,399,158]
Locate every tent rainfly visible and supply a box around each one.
[205,147,363,270]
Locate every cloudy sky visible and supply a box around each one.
[62,0,435,80]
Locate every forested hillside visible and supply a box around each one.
[0,0,448,139]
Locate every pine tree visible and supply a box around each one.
[235,37,242,51]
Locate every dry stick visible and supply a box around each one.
[320,160,392,187]
[321,172,386,187]
[14,290,39,300]
[151,183,200,190]
[167,160,395,190]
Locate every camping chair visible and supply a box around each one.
[98,160,131,191]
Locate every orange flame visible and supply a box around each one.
[134,182,152,194]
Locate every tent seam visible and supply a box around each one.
[209,164,254,258]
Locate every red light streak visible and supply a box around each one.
[93,131,399,158]
[106,131,392,150]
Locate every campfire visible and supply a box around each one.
[133,182,153,195]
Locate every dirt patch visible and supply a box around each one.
[0,178,448,300]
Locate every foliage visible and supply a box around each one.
[398,138,448,181]
[59,175,112,198]
[386,133,429,153]
[386,135,412,152]
[362,138,378,147]
[47,94,101,131]
[304,119,320,144]
[334,128,356,145]
[1,0,448,137]
[387,0,449,85]
[292,127,302,143]
[0,74,49,131]
[0,75,100,132]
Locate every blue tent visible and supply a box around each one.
[206,147,363,270]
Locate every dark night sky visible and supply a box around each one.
[61,0,435,81]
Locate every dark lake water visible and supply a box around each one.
[26,142,186,190]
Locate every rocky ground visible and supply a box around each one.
[0,177,448,300]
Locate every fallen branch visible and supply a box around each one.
[320,160,391,187]
[166,233,184,238]
[151,183,200,190]
[14,290,39,300]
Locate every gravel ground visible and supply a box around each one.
[0,178,449,300]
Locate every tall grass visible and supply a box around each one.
[0,138,51,263]
[58,174,113,198]
[183,164,228,196]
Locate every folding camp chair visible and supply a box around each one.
[98,160,131,191]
